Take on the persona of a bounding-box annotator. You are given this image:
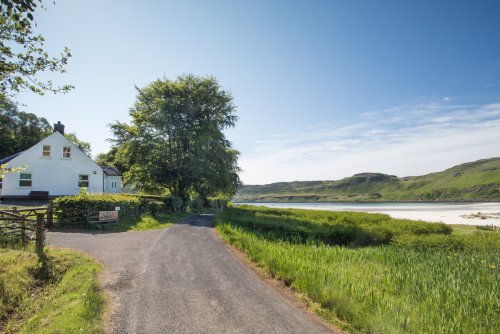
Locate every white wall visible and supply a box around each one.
[104,175,122,193]
[1,132,104,196]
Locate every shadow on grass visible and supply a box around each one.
[218,207,452,247]
[49,212,195,234]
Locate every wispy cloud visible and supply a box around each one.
[240,101,500,184]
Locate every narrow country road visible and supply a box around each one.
[47,215,333,334]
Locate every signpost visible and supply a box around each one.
[98,211,118,222]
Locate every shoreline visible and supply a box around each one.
[233,199,500,204]
[234,202,500,226]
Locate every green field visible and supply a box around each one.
[215,205,500,333]
[234,157,500,202]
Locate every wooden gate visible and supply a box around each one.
[0,205,53,244]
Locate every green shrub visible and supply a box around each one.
[190,196,203,210]
[54,193,141,224]
[143,200,165,215]
[169,195,184,211]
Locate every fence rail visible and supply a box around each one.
[0,204,54,226]
[56,206,139,225]
[0,209,44,245]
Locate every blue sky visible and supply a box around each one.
[16,0,500,184]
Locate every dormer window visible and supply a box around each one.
[63,146,71,158]
[42,145,51,157]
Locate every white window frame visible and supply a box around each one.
[78,175,89,188]
[19,173,32,188]
[63,146,71,158]
[42,145,51,157]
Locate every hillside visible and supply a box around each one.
[234,157,500,202]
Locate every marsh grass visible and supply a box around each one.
[216,206,499,333]
[0,247,105,333]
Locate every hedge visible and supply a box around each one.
[54,194,141,224]
[121,193,229,211]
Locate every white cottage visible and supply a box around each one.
[0,122,122,199]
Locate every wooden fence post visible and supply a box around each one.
[20,214,27,246]
[87,208,91,225]
[36,213,48,278]
[46,201,54,228]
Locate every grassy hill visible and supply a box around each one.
[234,157,500,202]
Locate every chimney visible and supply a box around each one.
[53,121,65,135]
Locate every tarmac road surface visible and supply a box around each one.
[47,214,333,334]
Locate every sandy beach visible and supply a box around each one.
[238,202,500,226]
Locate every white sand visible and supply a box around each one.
[240,202,500,226]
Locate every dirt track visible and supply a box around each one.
[47,215,333,334]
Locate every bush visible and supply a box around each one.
[54,193,141,224]
[142,200,165,215]
[190,196,203,210]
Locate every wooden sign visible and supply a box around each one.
[99,211,118,221]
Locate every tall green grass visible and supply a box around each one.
[0,247,105,333]
[223,205,451,246]
[216,206,499,333]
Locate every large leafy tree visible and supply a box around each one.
[111,75,240,209]
[0,0,73,100]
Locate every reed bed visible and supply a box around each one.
[216,206,499,333]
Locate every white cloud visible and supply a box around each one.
[240,102,500,184]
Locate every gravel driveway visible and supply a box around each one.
[47,215,333,334]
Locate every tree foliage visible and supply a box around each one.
[0,163,25,178]
[0,0,73,99]
[0,98,91,158]
[65,132,91,157]
[110,75,240,209]
[96,146,128,174]
[0,97,51,157]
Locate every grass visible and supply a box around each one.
[51,211,193,233]
[101,212,192,232]
[0,247,105,334]
[219,205,452,246]
[215,205,500,333]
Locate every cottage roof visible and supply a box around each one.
[0,152,23,165]
[101,166,121,176]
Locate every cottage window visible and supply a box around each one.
[78,175,89,188]
[19,173,32,187]
[0,177,2,189]
[63,146,71,158]
[42,145,51,157]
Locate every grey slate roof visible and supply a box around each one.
[101,166,122,176]
[0,152,22,165]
